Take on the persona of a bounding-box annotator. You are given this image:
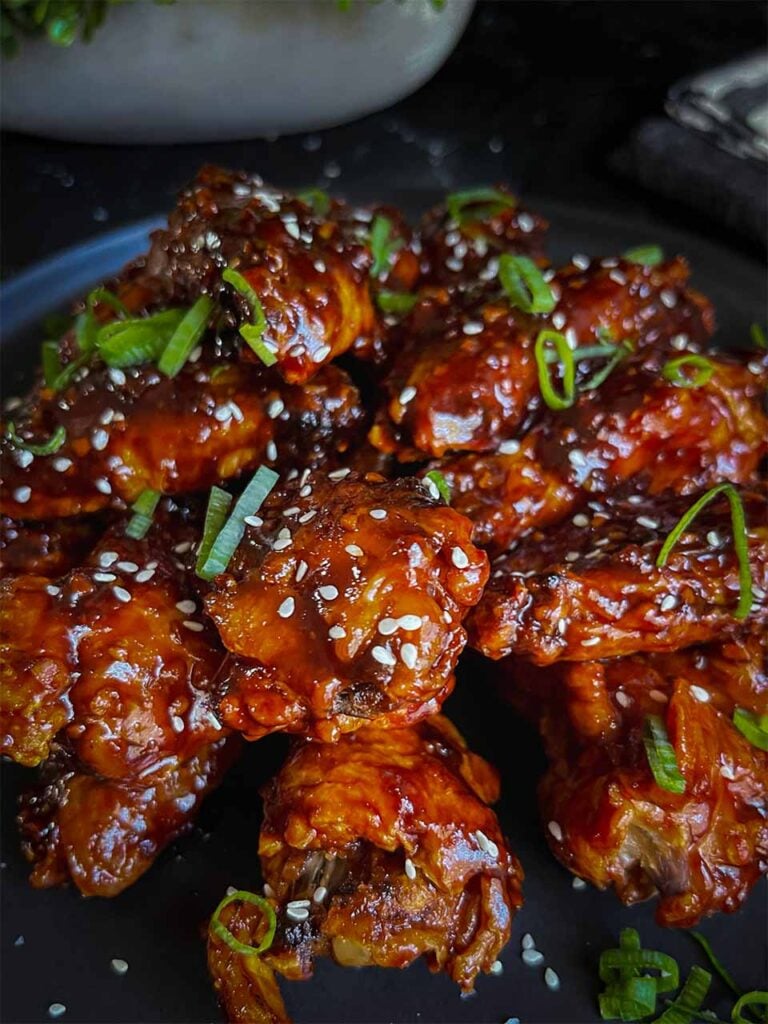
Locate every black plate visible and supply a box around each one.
[1,199,766,1024]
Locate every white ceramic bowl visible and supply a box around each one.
[0,0,475,143]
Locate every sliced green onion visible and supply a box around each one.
[623,244,664,267]
[376,290,418,315]
[662,355,714,389]
[96,309,186,368]
[688,932,741,998]
[653,966,711,1023]
[198,466,278,581]
[425,469,451,504]
[5,422,66,456]
[599,930,680,993]
[209,890,277,957]
[195,487,233,578]
[297,187,331,217]
[580,340,633,391]
[534,329,575,410]
[599,977,658,1021]
[157,296,214,377]
[498,254,556,314]
[50,353,90,392]
[41,341,63,388]
[750,323,767,350]
[655,483,753,620]
[445,187,517,225]
[369,214,404,278]
[732,991,768,1024]
[75,308,99,355]
[732,708,768,752]
[643,715,686,794]
[125,488,161,540]
[87,286,129,319]
[222,267,275,366]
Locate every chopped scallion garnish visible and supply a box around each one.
[157,296,214,377]
[688,932,741,998]
[87,286,129,319]
[732,991,768,1024]
[376,290,418,315]
[209,889,277,957]
[195,486,233,578]
[95,309,186,368]
[41,341,63,388]
[623,244,664,267]
[655,483,753,620]
[662,355,714,389]
[534,329,575,410]
[598,928,678,1020]
[297,187,331,217]
[580,340,633,391]
[654,965,711,1023]
[5,422,66,456]
[369,215,404,278]
[643,715,686,794]
[75,286,129,356]
[498,254,556,314]
[222,267,275,366]
[424,469,451,504]
[445,187,517,224]
[125,488,161,540]
[732,708,768,752]
[750,323,767,350]
[198,466,278,581]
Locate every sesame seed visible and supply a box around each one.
[637,516,659,530]
[404,858,417,880]
[266,441,278,462]
[273,538,292,551]
[401,643,418,669]
[93,572,116,583]
[568,449,587,469]
[551,311,566,330]
[295,560,308,582]
[748,359,762,375]
[298,510,317,524]
[522,949,544,967]
[572,513,589,527]
[263,883,275,898]
[108,368,126,386]
[345,544,363,557]
[399,385,417,405]
[299,485,312,498]
[117,561,139,573]
[13,486,31,504]
[548,821,563,842]
[572,253,590,270]
[572,877,587,890]
[608,269,627,286]
[91,429,109,451]
[518,212,534,233]
[378,618,399,635]
[171,715,185,733]
[544,967,560,991]
[660,595,678,612]
[285,905,309,923]
[95,477,112,495]
[267,399,285,419]
[424,478,440,500]
[498,439,520,455]
[278,597,295,618]
[174,541,193,554]
[244,515,264,530]
[183,620,204,632]
[328,468,351,481]
[706,530,721,547]
[318,585,339,601]
[660,289,678,309]
[462,320,484,335]
[522,934,536,950]
[110,958,129,975]
[14,449,34,469]
[474,829,495,854]
[398,614,422,631]
[286,898,311,909]
[649,689,668,703]
[671,333,689,350]
[490,960,504,976]
[14,935,24,946]
[284,220,300,240]
[313,345,332,363]
[112,586,131,603]
[557,618,567,635]
[690,685,710,702]
[451,547,469,569]
[282,506,300,517]
[615,691,632,708]
[370,508,387,520]
[45,585,61,597]
[48,1004,66,1019]
[581,637,600,647]
[328,625,346,640]
[99,551,118,567]
[314,260,326,274]
[564,551,580,563]
[52,457,72,472]
[371,645,396,666]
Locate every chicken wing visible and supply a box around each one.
[207,715,523,1023]
[469,486,768,663]
[206,471,489,742]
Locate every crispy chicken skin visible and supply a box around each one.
[1,361,363,519]
[440,350,768,552]
[0,514,106,577]
[469,487,768,663]
[370,256,716,462]
[208,716,523,1022]
[1,507,238,895]
[207,472,489,742]
[499,633,767,926]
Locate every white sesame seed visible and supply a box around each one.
[398,614,422,631]
[244,515,263,528]
[568,449,587,469]
[706,530,721,547]
[174,541,193,554]
[544,967,560,991]
[401,643,418,669]
[671,333,689,350]
[108,368,126,386]
[14,449,34,469]
[99,551,118,567]
[615,691,632,708]
[557,618,567,635]
[474,829,492,853]
[183,620,204,632]
[609,269,627,286]
[328,625,346,640]
[278,597,295,618]
[498,439,520,455]
[295,560,308,582]
[285,905,309,922]
[462,320,484,335]
[522,949,544,967]
[137,569,156,583]
[451,547,469,569]
[490,960,504,976]
[95,477,112,495]
[113,586,131,603]
[117,561,139,573]
[564,550,580,563]
[378,618,399,635]
[345,544,364,557]
[748,359,763,375]
[328,468,351,481]
[313,886,327,903]
[404,857,417,880]
[262,883,275,898]
[548,821,563,842]
[690,685,710,703]
[171,715,185,733]
[660,289,677,309]
[572,513,589,527]
[369,508,387,520]
[283,506,300,517]
[518,212,534,233]
[284,220,300,240]
[51,456,72,472]
[522,933,536,950]
[314,260,326,274]
[580,637,600,647]
[45,585,61,596]
[637,516,659,530]
[48,1004,66,1019]
[572,253,590,270]
[318,585,339,601]
[12,486,31,504]
[399,385,418,405]
[371,645,396,666]
[93,572,116,583]
[267,399,285,419]
[313,345,332,363]
[14,935,24,946]
[286,899,311,909]
[551,311,567,330]
[649,689,668,703]
[91,429,109,451]
[660,595,678,612]
[273,538,292,551]
[572,877,587,890]
[110,958,129,975]
[266,441,278,462]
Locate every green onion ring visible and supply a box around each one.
[5,422,66,456]
[662,355,715,389]
[445,187,517,224]
[125,489,162,541]
[369,214,404,279]
[222,267,275,366]
[158,295,215,377]
[653,966,711,1023]
[623,244,664,267]
[498,254,556,314]
[297,187,331,217]
[195,486,234,578]
[534,329,575,409]
[376,290,418,315]
[209,890,277,957]
[732,991,768,1024]
[198,466,278,581]
[643,715,687,794]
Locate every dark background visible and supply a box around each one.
[1,0,767,278]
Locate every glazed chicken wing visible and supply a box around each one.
[499,632,767,926]
[469,486,768,663]
[208,716,523,1023]
[206,471,489,742]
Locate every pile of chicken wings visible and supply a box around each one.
[1,166,765,1023]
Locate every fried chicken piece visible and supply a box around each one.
[500,633,767,926]
[1,506,238,894]
[1,360,363,519]
[440,351,768,553]
[370,256,716,461]
[18,737,237,897]
[206,471,489,742]
[207,716,523,1022]
[469,487,768,663]
[0,514,106,577]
